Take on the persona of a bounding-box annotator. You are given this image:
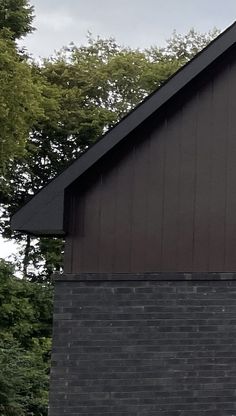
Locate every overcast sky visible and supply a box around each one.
[2,0,236,259]
[19,0,236,58]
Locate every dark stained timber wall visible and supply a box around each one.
[49,274,236,416]
[64,51,236,273]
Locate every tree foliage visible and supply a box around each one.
[161,27,220,61]
[0,0,34,39]
[0,259,52,416]
[0,0,45,173]
[0,29,219,279]
[0,33,44,174]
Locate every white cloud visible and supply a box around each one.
[36,11,75,32]
[19,0,236,59]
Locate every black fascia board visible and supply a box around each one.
[11,21,236,235]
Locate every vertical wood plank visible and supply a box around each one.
[161,111,181,271]
[72,191,86,273]
[113,146,134,272]
[98,167,116,272]
[146,121,165,271]
[177,97,197,271]
[193,85,212,271]
[208,65,229,271]
[63,193,75,273]
[78,177,102,272]
[225,59,236,270]
[130,138,149,272]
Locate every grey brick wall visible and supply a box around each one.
[49,273,236,416]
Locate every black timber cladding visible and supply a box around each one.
[11,21,236,235]
[49,273,236,416]
[64,50,236,273]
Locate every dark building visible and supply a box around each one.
[12,22,236,415]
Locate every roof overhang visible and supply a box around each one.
[11,21,236,236]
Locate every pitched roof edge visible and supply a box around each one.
[11,21,236,235]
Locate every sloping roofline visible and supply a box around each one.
[11,21,236,235]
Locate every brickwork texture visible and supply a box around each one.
[49,274,236,415]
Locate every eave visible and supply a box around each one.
[11,21,236,235]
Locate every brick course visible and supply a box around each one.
[49,273,236,415]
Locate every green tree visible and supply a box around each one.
[0,259,52,415]
[0,33,44,174]
[1,29,219,279]
[161,27,219,61]
[0,0,34,39]
[0,0,45,174]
